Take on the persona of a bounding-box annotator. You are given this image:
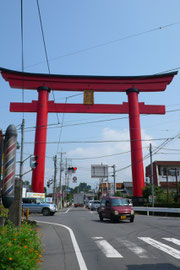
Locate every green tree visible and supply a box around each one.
[73,182,91,193]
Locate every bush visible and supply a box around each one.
[0,220,42,270]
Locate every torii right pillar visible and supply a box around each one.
[126,88,145,199]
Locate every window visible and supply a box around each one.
[105,200,110,207]
[111,198,129,206]
[101,199,106,207]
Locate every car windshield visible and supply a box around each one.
[93,201,100,203]
[111,198,129,206]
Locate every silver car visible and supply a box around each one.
[90,200,101,211]
[22,198,58,216]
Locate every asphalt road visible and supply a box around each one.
[32,207,180,270]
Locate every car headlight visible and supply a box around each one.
[131,210,134,215]
[114,210,119,215]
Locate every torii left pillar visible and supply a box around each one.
[32,86,50,193]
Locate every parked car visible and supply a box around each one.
[22,198,58,216]
[85,200,89,208]
[98,196,134,223]
[87,200,94,209]
[90,200,101,211]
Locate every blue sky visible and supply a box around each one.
[1,0,180,191]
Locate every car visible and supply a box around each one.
[85,200,89,208]
[98,196,134,223]
[87,200,93,209]
[90,200,101,211]
[22,198,58,216]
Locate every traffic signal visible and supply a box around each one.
[68,167,77,173]
[30,155,38,169]
[47,181,50,188]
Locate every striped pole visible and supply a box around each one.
[2,125,17,208]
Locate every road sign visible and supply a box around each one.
[91,164,108,178]
[73,176,77,183]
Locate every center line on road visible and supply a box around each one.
[93,238,123,258]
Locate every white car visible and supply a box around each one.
[88,200,93,209]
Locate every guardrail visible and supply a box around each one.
[133,207,180,216]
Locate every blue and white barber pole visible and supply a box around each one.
[2,125,17,208]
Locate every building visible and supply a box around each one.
[145,161,180,193]
[98,182,133,197]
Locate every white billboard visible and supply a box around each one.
[91,164,108,178]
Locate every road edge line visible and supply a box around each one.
[35,220,88,270]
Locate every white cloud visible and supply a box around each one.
[66,127,153,188]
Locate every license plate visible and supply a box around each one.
[120,215,126,220]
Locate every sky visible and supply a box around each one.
[1,0,180,192]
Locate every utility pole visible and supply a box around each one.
[19,119,25,182]
[149,143,154,207]
[53,155,57,204]
[59,152,65,208]
[112,165,116,195]
[175,168,179,196]
[166,169,169,204]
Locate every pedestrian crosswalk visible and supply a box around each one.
[91,236,180,260]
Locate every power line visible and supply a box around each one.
[36,0,60,124]
[23,137,177,145]
[115,132,180,174]
[16,107,180,133]
[26,20,180,69]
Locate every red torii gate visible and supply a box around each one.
[0,67,177,198]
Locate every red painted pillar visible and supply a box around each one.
[31,86,50,193]
[126,88,145,197]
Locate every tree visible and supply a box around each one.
[73,182,92,193]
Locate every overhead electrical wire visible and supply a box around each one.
[115,132,180,174]
[36,0,60,124]
[26,20,180,69]
[20,0,25,119]
[15,107,180,134]
[23,136,178,145]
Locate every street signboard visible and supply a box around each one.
[26,192,45,199]
[73,176,77,183]
[91,164,108,178]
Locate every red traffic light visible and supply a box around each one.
[68,167,77,173]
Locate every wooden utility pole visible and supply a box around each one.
[59,152,65,208]
[53,155,57,204]
[149,143,154,207]
[166,169,169,203]
[112,165,116,195]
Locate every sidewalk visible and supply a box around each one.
[36,209,80,270]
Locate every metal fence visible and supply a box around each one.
[133,207,180,216]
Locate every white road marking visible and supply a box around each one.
[118,239,149,258]
[139,237,180,259]
[92,237,103,240]
[163,238,180,246]
[92,238,123,258]
[35,220,88,270]
[64,208,71,214]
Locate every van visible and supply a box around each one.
[98,196,134,223]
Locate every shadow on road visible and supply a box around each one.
[127,264,179,270]
[92,219,133,225]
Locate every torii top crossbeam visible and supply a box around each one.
[0,67,177,199]
[0,67,177,92]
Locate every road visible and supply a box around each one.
[32,207,180,270]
